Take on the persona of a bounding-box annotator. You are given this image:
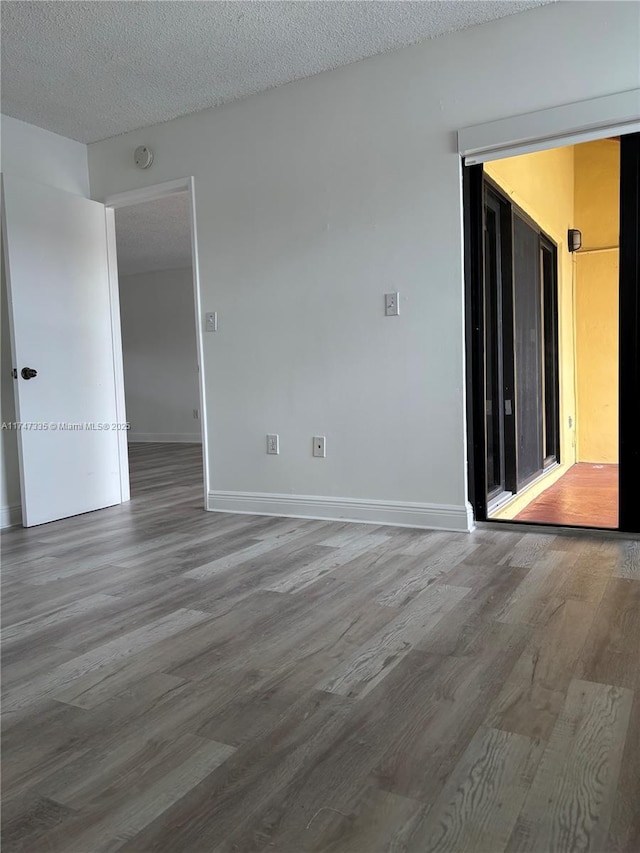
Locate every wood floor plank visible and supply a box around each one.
[48,593,293,709]
[317,584,470,698]
[114,690,354,853]
[30,735,235,852]
[207,640,528,852]
[54,667,185,711]
[294,530,444,603]
[183,524,337,579]
[187,653,447,853]
[1,791,77,853]
[486,571,608,740]
[261,532,390,594]
[3,607,212,713]
[405,726,544,853]
[506,678,633,853]
[319,526,385,548]
[1,593,118,645]
[1,563,159,625]
[607,690,640,853]
[165,575,398,689]
[495,540,613,630]
[612,540,640,580]
[399,531,479,567]
[310,787,425,853]
[375,552,468,607]
[397,529,451,556]
[45,576,213,654]
[494,549,571,626]
[375,631,532,804]
[1,641,80,692]
[577,577,640,690]
[498,532,558,569]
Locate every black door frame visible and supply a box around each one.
[619,133,640,534]
[464,132,640,533]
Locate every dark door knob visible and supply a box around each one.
[21,367,37,380]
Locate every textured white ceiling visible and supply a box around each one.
[2,0,551,144]
[115,193,192,277]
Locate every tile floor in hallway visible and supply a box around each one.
[515,462,619,529]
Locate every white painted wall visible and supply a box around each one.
[119,267,200,443]
[1,115,89,197]
[1,115,90,526]
[88,1,640,531]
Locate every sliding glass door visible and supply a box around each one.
[481,181,560,511]
[513,211,545,487]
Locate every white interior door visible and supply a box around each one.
[1,174,127,527]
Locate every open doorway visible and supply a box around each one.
[111,188,206,503]
[465,132,640,532]
[484,139,619,528]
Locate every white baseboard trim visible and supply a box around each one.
[1,503,22,529]
[128,433,202,444]
[207,491,474,532]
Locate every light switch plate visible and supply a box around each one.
[385,292,400,316]
[205,312,217,332]
[313,436,326,458]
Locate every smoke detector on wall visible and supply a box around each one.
[134,145,154,169]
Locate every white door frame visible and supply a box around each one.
[103,177,209,508]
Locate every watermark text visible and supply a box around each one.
[1,422,131,431]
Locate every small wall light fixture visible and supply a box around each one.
[568,228,582,252]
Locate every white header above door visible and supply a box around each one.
[458,89,640,165]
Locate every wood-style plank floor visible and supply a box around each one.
[2,443,639,853]
[515,462,619,529]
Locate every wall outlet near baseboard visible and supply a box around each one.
[267,434,279,455]
[313,436,326,458]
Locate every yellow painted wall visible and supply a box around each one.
[485,146,577,519]
[573,139,619,463]
[574,139,620,249]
